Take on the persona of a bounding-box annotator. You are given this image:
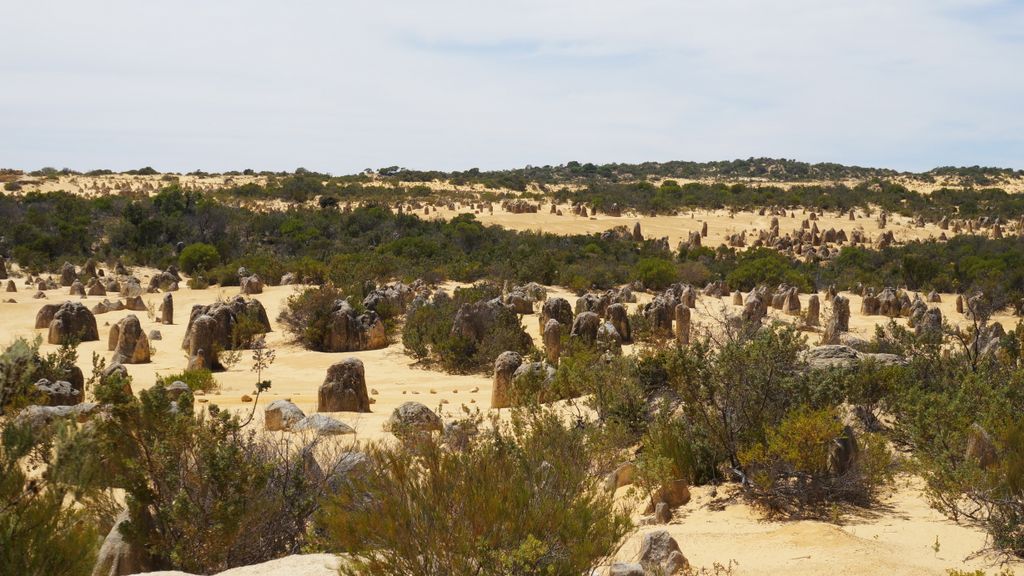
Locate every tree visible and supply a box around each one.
[178,242,220,275]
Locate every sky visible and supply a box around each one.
[1,0,1023,174]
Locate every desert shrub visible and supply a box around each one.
[895,352,1024,557]
[739,406,894,516]
[319,409,632,575]
[725,248,812,292]
[1,419,100,576]
[0,339,108,575]
[178,242,220,275]
[402,284,533,373]
[666,324,811,471]
[633,257,678,290]
[277,284,346,351]
[0,337,79,413]
[634,414,699,496]
[156,369,218,392]
[78,373,343,573]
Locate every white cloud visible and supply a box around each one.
[0,0,1021,172]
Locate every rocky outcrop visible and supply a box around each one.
[386,402,442,436]
[803,345,906,370]
[639,530,688,575]
[181,296,272,362]
[240,274,264,295]
[491,351,523,409]
[318,358,370,413]
[46,301,99,344]
[539,297,573,331]
[108,315,151,364]
[34,378,83,406]
[325,299,386,352]
[90,510,152,576]
[265,399,306,431]
[570,311,601,345]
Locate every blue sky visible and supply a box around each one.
[1,0,1022,174]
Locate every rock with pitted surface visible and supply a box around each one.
[69,280,86,297]
[240,274,264,295]
[639,530,688,575]
[34,378,83,406]
[5,279,15,293]
[59,261,77,286]
[325,299,386,352]
[47,301,99,344]
[386,401,442,436]
[108,314,151,364]
[119,277,144,299]
[821,295,850,345]
[571,311,601,345]
[182,296,272,358]
[292,414,355,435]
[318,357,370,413]
[539,297,573,331]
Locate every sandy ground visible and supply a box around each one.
[9,171,1024,198]
[426,203,982,252]
[4,268,1023,575]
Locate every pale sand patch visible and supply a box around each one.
[425,204,982,253]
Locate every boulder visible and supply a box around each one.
[829,425,860,476]
[639,530,688,575]
[184,315,221,371]
[915,307,943,337]
[181,297,272,359]
[607,303,632,343]
[539,297,573,331]
[240,274,264,295]
[265,399,306,431]
[69,280,86,297]
[86,278,106,296]
[160,293,173,325]
[90,510,151,576]
[125,295,147,311]
[806,294,820,326]
[35,303,62,329]
[34,378,83,406]
[491,351,523,409]
[5,279,15,293]
[821,295,849,345]
[47,301,100,344]
[325,299,387,352]
[570,311,601,345]
[674,304,690,346]
[318,358,370,412]
[386,401,442,436]
[108,314,151,364]
[965,423,998,468]
[543,319,561,365]
[292,414,355,435]
[609,563,645,576]
[59,261,77,286]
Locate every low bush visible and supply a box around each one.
[277,284,348,352]
[156,369,218,392]
[739,406,894,516]
[178,242,221,275]
[74,373,344,573]
[319,409,632,576]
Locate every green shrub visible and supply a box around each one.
[277,284,347,351]
[319,409,632,576]
[739,406,894,517]
[156,369,218,392]
[77,375,342,573]
[178,242,220,275]
[633,257,678,290]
